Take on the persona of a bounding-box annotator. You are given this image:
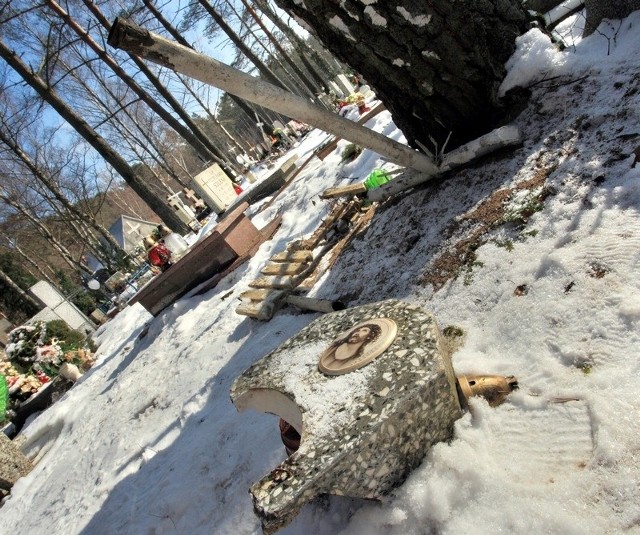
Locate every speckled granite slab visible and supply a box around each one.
[230,300,462,533]
[0,433,32,491]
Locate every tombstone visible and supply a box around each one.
[334,74,356,97]
[28,281,95,333]
[167,193,196,226]
[328,81,344,98]
[190,164,238,214]
[230,299,463,533]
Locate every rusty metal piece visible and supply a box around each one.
[456,374,519,407]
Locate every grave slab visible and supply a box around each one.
[129,203,277,316]
[230,299,462,533]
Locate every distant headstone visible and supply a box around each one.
[335,74,356,96]
[191,164,238,214]
[28,281,95,333]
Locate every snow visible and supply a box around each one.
[2,11,640,535]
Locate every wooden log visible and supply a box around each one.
[320,183,367,199]
[285,295,346,313]
[261,262,307,276]
[249,276,294,290]
[240,288,286,302]
[367,125,522,202]
[297,205,376,290]
[271,250,313,263]
[315,137,338,160]
[107,22,437,172]
[235,300,276,321]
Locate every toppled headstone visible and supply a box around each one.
[231,300,462,533]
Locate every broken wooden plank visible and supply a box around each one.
[297,205,376,290]
[320,183,367,199]
[294,199,359,251]
[239,288,283,302]
[261,262,307,276]
[367,125,522,202]
[271,250,313,263]
[249,276,294,290]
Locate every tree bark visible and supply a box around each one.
[273,0,529,151]
[0,37,189,233]
[0,268,41,310]
[583,0,640,36]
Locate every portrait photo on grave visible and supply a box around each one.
[318,318,397,375]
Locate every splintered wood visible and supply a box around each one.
[236,198,374,320]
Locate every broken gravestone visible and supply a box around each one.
[230,299,463,533]
[0,432,32,491]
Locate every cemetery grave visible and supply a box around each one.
[231,300,517,533]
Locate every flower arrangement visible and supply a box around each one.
[1,320,96,414]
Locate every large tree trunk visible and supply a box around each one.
[583,0,640,36]
[0,38,188,233]
[0,127,125,255]
[0,269,41,311]
[274,0,529,151]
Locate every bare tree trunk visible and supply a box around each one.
[196,0,291,91]
[273,0,529,150]
[177,75,248,154]
[82,0,246,176]
[0,127,125,254]
[107,20,438,172]
[0,190,91,275]
[142,0,278,150]
[0,268,41,310]
[254,0,338,82]
[0,37,189,233]
[47,0,225,173]
[240,0,320,95]
[9,242,58,287]
[227,0,310,99]
[61,55,190,189]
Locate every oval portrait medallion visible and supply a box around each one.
[318,318,398,375]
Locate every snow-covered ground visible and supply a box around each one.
[2,13,640,535]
